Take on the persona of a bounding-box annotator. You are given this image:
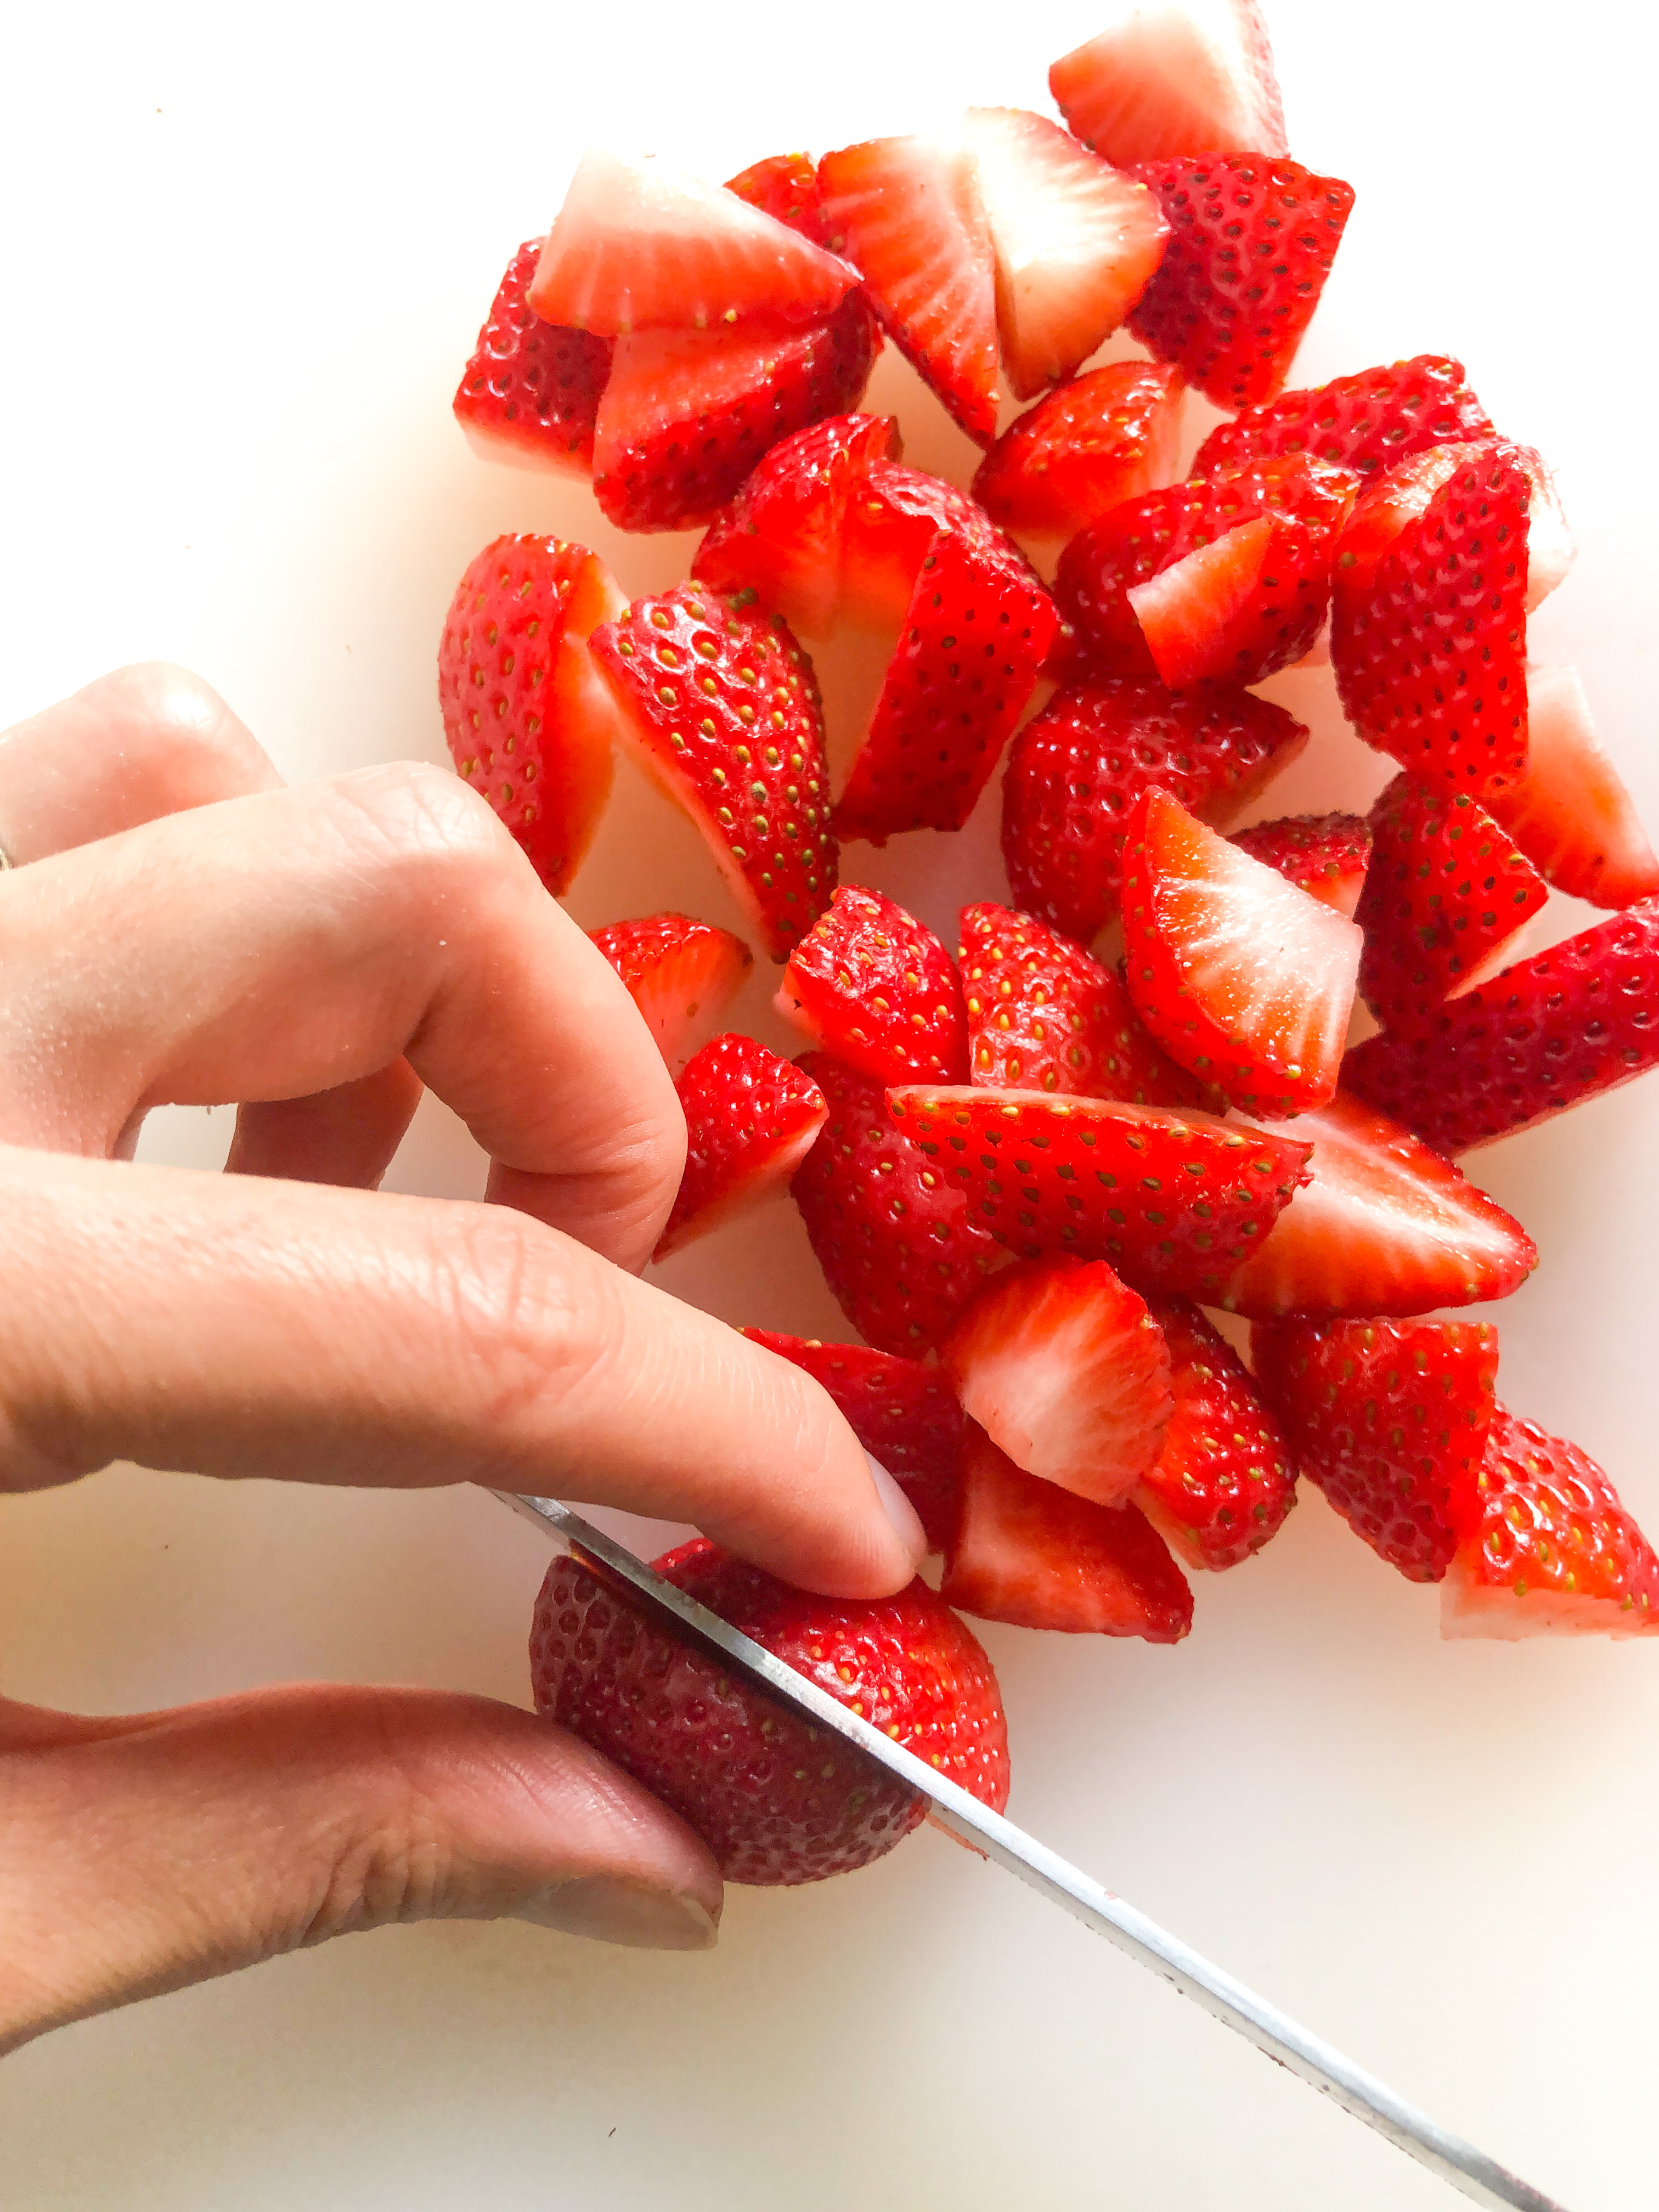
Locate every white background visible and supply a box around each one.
[2,3,1656,2207]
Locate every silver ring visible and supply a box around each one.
[0,843,12,872]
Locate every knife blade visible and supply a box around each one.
[496,1490,1569,2212]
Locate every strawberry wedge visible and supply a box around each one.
[1138,1297,1296,1570]
[655,1036,826,1259]
[1050,1,1287,167]
[453,238,612,475]
[589,913,752,1074]
[1231,814,1370,918]
[972,363,1186,546]
[1193,354,1495,485]
[777,885,968,1087]
[1483,665,1659,911]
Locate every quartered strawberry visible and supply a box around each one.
[1002,675,1310,944]
[792,1054,1005,1355]
[1483,665,1659,911]
[1517,448,1576,611]
[724,151,831,239]
[590,583,836,959]
[1355,776,1547,1028]
[1252,1317,1499,1582]
[941,1255,1172,1506]
[742,1329,965,1551]
[959,900,1211,1105]
[531,1538,1009,1885]
[1441,1406,1659,1639]
[1137,1297,1295,1570]
[589,912,752,1074]
[1050,1,1286,168]
[1127,510,1345,688]
[1193,354,1494,484]
[528,146,858,335]
[776,884,968,1086]
[1126,155,1355,412]
[1218,1092,1538,1318]
[972,363,1186,545]
[943,1426,1193,1639]
[438,534,629,896]
[452,238,613,474]
[1121,785,1363,1117]
[1231,812,1370,918]
[654,1034,826,1260]
[1342,898,1659,1154]
[887,1084,1311,1301]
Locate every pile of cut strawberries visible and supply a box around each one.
[442,1,1659,1885]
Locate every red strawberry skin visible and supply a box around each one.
[778,885,968,1087]
[656,1035,826,1260]
[972,363,1186,544]
[453,239,613,474]
[1138,1298,1295,1570]
[589,912,753,1075]
[725,152,833,239]
[530,1539,1009,1885]
[1231,812,1371,918]
[1192,356,1494,484]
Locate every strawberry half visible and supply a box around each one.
[1138,1297,1295,1570]
[943,1426,1193,1639]
[1192,354,1494,484]
[1049,1,1286,168]
[452,238,613,475]
[1483,665,1659,911]
[1218,1092,1538,1318]
[1126,155,1355,412]
[590,582,836,959]
[531,1538,1009,1885]
[438,534,629,896]
[1121,785,1363,1116]
[972,363,1186,546]
[1231,812,1370,918]
[1252,1317,1499,1583]
[777,885,968,1087]
[655,1035,827,1260]
[589,912,752,1074]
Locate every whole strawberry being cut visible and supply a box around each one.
[1231,813,1370,918]
[589,913,752,1074]
[1192,356,1494,484]
[654,1035,827,1260]
[452,238,612,474]
[530,1540,1010,1885]
[1482,665,1659,911]
[1137,1298,1295,1571]
[972,363,1186,549]
[1049,1,1287,168]
[777,885,968,1087]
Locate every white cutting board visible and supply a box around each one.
[2,3,1655,2207]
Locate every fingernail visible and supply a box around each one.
[514,1876,720,1953]
[865,1449,928,1568]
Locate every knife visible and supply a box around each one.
[496,1490,1568,2212]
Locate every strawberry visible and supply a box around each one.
[1192,354,1495,484]
[589,912,752,1074]
[528,146,857,336]
[1483,665,1659,911]
[1230,812,1370,918]
[958,900,1210,1106]
[742,1329,965,1551]
[1217,1092,1538,1318]
[1441,1406,1659,1639]
[817,135,1000,444]
[962,107,1170,399]
[452,238,613,475]
[943,1426,1193,1639]
[1355,776,1547,1028]
[1126,511,1342,688]
[1330,440,1531,794]
[1251,1317,1499,1583]
[654,1035,827,1260]
[972,363,1186,545]
[530,1538,1009,1885]
[724,152,832,239]
[1121,785,1363,1116]
[1517,447,1575,611]
[887,1084,1311,1301]
[1341,898,1659,1155]
[941,1255,1172,1506]
[1002,675,1310,944]
[776,885,968,1087]
[1125,155,1355,412]
[590,582,836,959]
[791,1054,1005,1355]
[1049,1,1287,168]
[1137,1297,1295,1570]
[438,534,629,896]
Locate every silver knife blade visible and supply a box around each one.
[496,1491,1569,2212]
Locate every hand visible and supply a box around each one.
[0,665,926,2057]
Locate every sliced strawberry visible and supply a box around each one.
[1518,447,1575,611]
[887,1084,1310,1301]
[1192,355,1494,484]
[724,152,830,238]
[817,135,1000,444]
[590,582,836,959]
[777,886,967,1086]
[452,238,613,474]
[1126,155,1355,412]
[438,534,628,896]
[943,1426,1193,1639]
[742,1329,965,1550]
[655,1035,826,1260]
[1356,775,1547,1028]
[1230,812,1370,918]
[1050,1,1286,168]
[1137,1298,1295,1570]
[1121,785,1363,1116]
[792,1054,1005,1355]
[1002,675,1310,944]
[528,146,857,336]
[1483,665,1659,911]
[1252,1317,1499,1582]
[1127,512,1342,688]
[972,363,1186,545]
[1218,1092,1538,1318]
[1342,898,1659,1154]
[589,913,752,1074]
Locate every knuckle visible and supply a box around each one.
[326,761,524,913]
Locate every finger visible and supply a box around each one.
[224,1061,426,1190]
[0,1684,722,2057]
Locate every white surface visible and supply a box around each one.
[2,4,1656,2208]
